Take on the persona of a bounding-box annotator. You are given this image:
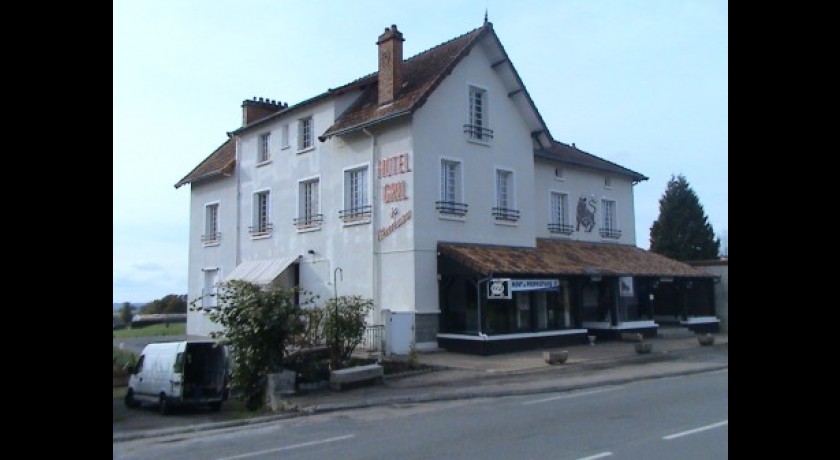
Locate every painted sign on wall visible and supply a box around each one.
[378,152,412,241]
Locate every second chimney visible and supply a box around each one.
[377,24,404,106]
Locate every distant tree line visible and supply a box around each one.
[140,294,187,315]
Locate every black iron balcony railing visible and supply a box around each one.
[338,205,372,222]
[463,124,494,141]
[201,232,221,244]
[599,228,622,239]
[548,223,574,235]
[492,207,520,222]
[248,223,273,236]
[435,201,469,216]
[293,214,323,229]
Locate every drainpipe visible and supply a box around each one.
[361,128,379,325]
[232,134,242,268]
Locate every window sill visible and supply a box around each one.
[553,177,565,182]
[438,213,467,222]
[342,218,371,227]
[256,160,272,167]
[494,220,518,227]
[202,241,221,247]
[296,225,322,233]
[296,146,315,155]
[250,233,272,240]
[281,145,290,150]
[466,138,491,147]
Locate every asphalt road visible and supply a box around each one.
[113,368,728,459]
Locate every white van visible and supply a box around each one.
[124,340,228,414]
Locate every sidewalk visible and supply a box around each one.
[114,331,728,443]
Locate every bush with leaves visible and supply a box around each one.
[323,295,374,369]
[191,280,318,411]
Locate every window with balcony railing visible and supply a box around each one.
[466,86,493,142]
[492,207,520,222]
[201,232,222,244]
[339,205,371,222]
[248,222,273,236]
[600,199,620,239]
[436,201,469,216]
[548,223,573,235]
[599,228,622,239]
[293,214,323,229]
[463,124,494,142]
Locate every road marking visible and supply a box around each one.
[216,434,355,460]
[522,386,623,405]
[576,452,613,460]
[663,420,728,440]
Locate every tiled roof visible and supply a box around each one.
[174,138,236,188]
[438,239,710,278]
[320,24,490,139]
[535,141,648,182]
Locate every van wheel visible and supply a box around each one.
[124,389,140,409]
[208,402,222,412]
[159,395,170,415]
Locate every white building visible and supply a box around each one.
[176,22,717,355]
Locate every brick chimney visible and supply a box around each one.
[241,97,287,126]
[376,25,404,106]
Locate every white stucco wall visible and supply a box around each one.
[533,158,638,246]
[413,42,537,252]
[186,174,237,336]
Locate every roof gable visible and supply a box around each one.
[535,141,648,182]
[174,138,235,188]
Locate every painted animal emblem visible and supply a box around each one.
[576,196,597,232]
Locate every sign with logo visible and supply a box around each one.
[510,279,560,291]
[619,276,634,297]
[487,278,512,299]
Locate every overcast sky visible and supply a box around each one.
[113,0,728,303]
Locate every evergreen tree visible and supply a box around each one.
[119,301,134,325]
[650,174,720,260]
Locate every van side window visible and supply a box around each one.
[174,352,184,372]
[134,355,145,373]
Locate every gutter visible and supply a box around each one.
[319,110,411,142]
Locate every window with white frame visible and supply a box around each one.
[341,167,370,222]
[600,199,621,238]
[493,169,518,221]
[436,159,467,216]
[202,203,220,244]
[298,116,313,151]
[280,124,289,149]
[250,190,271,236]
[464,86,493,142]
[549,192,572,234]
[202,269,218,309]
[258,132,271,163]
[296,178,321,228]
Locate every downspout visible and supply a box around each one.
[362,128,379,324]
[232,134,242,268]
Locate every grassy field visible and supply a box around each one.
[113,323,186,338]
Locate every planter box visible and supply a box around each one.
[635,342,653,354]
[697,334,715,346]
[543,350,569,365]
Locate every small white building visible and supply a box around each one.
[176,22,716,355]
